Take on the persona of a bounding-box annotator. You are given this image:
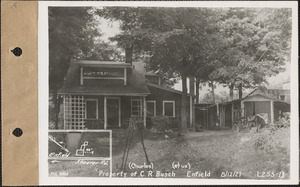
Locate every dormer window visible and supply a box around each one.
[80,66,127,86]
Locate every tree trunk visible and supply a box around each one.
[196,78,200,103]
[125,45,133,65]
[238,83,243,99]
[189,77,195,95]
[229,83,234,101]
[180,69,189,134]
[210,80,215,104]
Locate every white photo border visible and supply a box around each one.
[39,1,299,185]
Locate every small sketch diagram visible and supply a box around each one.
[76,141,94,156]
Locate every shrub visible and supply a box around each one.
[274,117,290,128]
[151,115,171,132]
[254,135,276,154]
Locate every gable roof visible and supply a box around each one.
[147,82,193,96]
[76,60,132,68]
[243,93,290,104]
[58,60,150,96]
[218,93,290,106]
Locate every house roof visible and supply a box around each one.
[58,60,150,96]
[147,82,193,96]
[221,99,241,105]
[242,93,290,104]
[75,60,132,68]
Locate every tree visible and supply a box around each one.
[99,7,220,134]
[209,8,291,100]
[49,7,119,128]
[200,91,234,104]
[145,8,221,134]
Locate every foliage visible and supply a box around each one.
[208,8,291,96]
[49,7,99,92]
[98,7,291,131]
[199,91,240,104]
[98,7,223,133]
[49,7,123,93]
[272,115,290,130]
[254,135,275,154]
[253,130,288,157]
[151,115,171,132]
[49,7,122,128]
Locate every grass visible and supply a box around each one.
[48,125,290,179]
[111,127,290,179]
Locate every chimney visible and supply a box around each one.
[125,45,133,65]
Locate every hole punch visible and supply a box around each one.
[13,128,23,137]
[11,47,22,56]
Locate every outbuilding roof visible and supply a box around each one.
[218,93,290,106]
[242,93,290,104]
[58,60,150,96]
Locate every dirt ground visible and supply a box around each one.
[111,127,290,179]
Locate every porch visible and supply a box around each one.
[62,95,147,130]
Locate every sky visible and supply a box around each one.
[98,18,291,98]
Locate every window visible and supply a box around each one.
[131,98,144,116]
[81,67,127,86]
[146,101,156,117]
[86,99,98,119]
[280,95,285,101]
[163,101,175,117]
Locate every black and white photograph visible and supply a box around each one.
[38,1,298,185]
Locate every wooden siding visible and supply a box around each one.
[146,85,192,127]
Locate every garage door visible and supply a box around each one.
[244,101,271,122]
[254,101,271,122]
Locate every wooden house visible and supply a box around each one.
[58,60,195,130]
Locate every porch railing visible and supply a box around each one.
[83,119,104,129]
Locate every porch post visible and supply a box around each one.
[270,100,274,124]
[241,101,245,118]
[143,96,146,128]
[192,97,195,128]
[119,98,121,127]
[124,68,127,86]
[80,67,83,85]
[231,103,234,123]
[189,96,193,127]
[216,103,219,126]
[63,95,65,129]
[104,96,107,129]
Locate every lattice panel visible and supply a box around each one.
[64,95,86,129]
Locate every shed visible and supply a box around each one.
[241,94,290,124]
[196,93,290,130]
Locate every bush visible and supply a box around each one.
[254,135,276,154]
[168,118,180,129]
[274,117,290,128]
[151,115,171,132]
[269,116,290,133]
